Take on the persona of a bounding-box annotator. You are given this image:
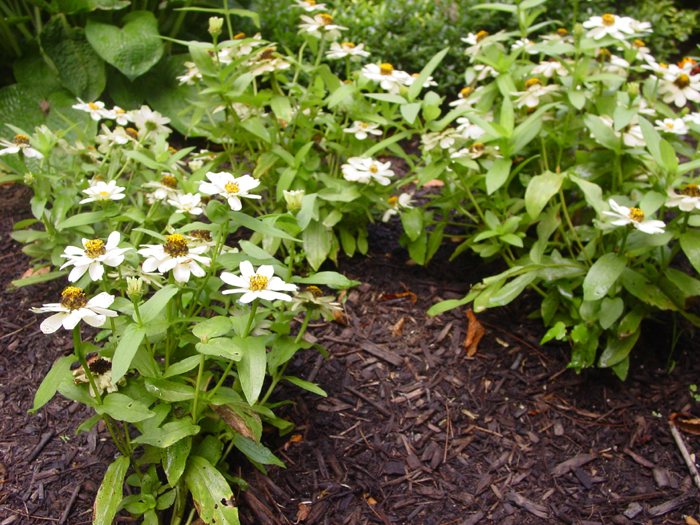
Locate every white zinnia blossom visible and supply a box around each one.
[511,38,537,54]
[382,193,414,222]
[404,73,438,88]
[655,118,689,135]
[95,124,132,148]
[449,86,483,108]
[102,106,132,126]
[582,14,635,40]
[456,116,488,140]
[294,0,327,11]
[177,62,202,85]
[60,232,130,282]
[138,233,211,283]
[361,63,411,94]
[132,105,171,140]
[666,185,700,212]
[656,65,700,108]
[168,193,204,215]
[143,173,181,201]
[531,59,569,78]
[197,172,261,211]
[602,199,665,234]
[343,121,382,140]
[326,41,370,59]
[72,98,108,120]
[341,157,394,186]
[32,288,118,333]
[0,134,43,158]
[298,13,347,40]
[422,129,460,151]
[598,116,645,148]
[221,261,297,303]
[462,30,500,57]
[80,180,127,204]
[513,79,559,108]
[248,47,291,77]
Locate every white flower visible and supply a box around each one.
[619,38,652,62]
[0,134,43,158]
[473,64,497,81]
[598,116,645,148]
[60,232,130,282]
[531,59,569,79]
[143,173,182,201]
[422,129,460,151]
[168,193,204,215]
[598,51,630,76]
[177,62,202,85]
[628,19,653,35]
[298,13,347,40]
[341,157,394,186]
[220,261,297,303]
[511,38,537,54]
[513,79,559,108]
[132,105,171,140]
[294,0,327,11]
[449,86,483,108]
[451,142,500,160]
[404,73,438,88]
[95,124,134,152]
[361,63,411,94]
[657,65,700,108]
[248,47,291,77]
[198,172,261,211]
[666,185,700,212]
[602,199,665,234]
[343,121,382,140]
[80,180,126,204]
[138,233,211,283]
[326,41,370,59]
[32,287,117,333]
[456,116,489,140]
[684,113,700,126]
[102,106,133,126]
[655,118,689,135]
[582,14,635,40]
[72,98,108,120]
[462,30,498,57]
[382,193,414,222]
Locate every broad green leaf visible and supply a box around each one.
[525,171,563,220]
[14,44,62,97]
[144,378,195,402]
[12,270,68,288]
[363,93,407,105]
[583,114,620,152]
[112,324,146,383]
[283,376,327,397]
[133,420,200,448]
[599,297,624,330]
[599,329,640,368]
[196,338,243,361]
[400,102,422,124]
[540,321,567,345]
[291,271,360,289]
[162,355,202,378]
[665,268,700,297]
[680,230,700,274]
[485,158,513,195]
[567,90,586,110]
[95,393,155,423]
[569,174,606,216]
[192,316,232,342]
[233,434,285,467]
[56,211,106,230]
[40,17,106,101]
[93,456,130,525]
[325,83,355,108]
[230,211,298,242]
[236,336,267,405]
[638,116,664,168]
[400,207,423,242]
[677,158,700,177]
[426,290,479,316]
[85,11,162,81]
[471,3,517,12]
[31,355,76,413]
[488,271,539,307]
[163,437,191,486]
[407,47,449,101]
[659,140,678,173]
[620,268,678,311]
[582,253,627,302]
[140,284,178,324]
[611,357,629,380]
[184,456,239,525]
[302,219,332,271]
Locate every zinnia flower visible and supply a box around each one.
[221,261,297,303]
[666,184,700,212]
[138,233,211,283]
[80,180,126,204]
[602,199,665,234]
[0,134,43,158]
[60,232,130,282]
[197,172,261,211]
[32,287,117,333]
[341,157,394,185]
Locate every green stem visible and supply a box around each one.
[559,187,592,266]
[294,312,312,344]
[72,325,102,405]
[191,355,207,423]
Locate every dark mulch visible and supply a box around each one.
[1,182,700,525]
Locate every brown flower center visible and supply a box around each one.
[380,63,394,76]
[88,357,112,375]
[627,207,645,223]
[13,134,29,146]
[259,48,275,61]
[470,143,485,154]
[249,274,269,292]
[189,229,212,241]
[306,285,323,298]
[84,239,106,259]
[682,184,700,197]
[163,234,189,257]
[319,13,333,26]
[602,14,615,27]
[126,127,139,139]
[475,30,489,42]
[556,28,568,37]
[60,287,88,310]
[161,175,178,188]
[597,48,611,62]
[675,74,690,89]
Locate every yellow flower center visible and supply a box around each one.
[306,285,323,298]
[459,86,474,98]
[660,63,668,69]
[627,207,645,223]
[307,0,316,5]
[475,30,489,42]
[89,102,100,111]
[556,28,568,37]
[319,13,333,26]
[225,181,240,194]
[234,32,246,40]
[358,122,367,129]
[682,184,700,197]
[126,127,139,139]
[666,122,675,129]
[675,74,691,89]
[249,273,269,292]
[678,57,697,69]
[60,287,88,310]
[597,48,611,62]
[163,234,189,257]
[13,134,29,146]
[369,164,379,174]
[633,39,645,49]
[341,42,355,49]
[189,229,212,241]
[525,78,542,89]
[115,108,125,114]
[380,63,394,75]
[161,175,178,188]
[601,14,615,27]
[99,191,110,196]
[84,239,106,259]
[388,195,399,206]
[470,143,485,154]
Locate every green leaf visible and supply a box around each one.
[56,211,106,230]
[196,338,243,361]
[400,102,422,125]
[325,83,355,108]
[230,211,298,242]
[133,420,200,448]
[620,268,678,311]
[162,355,202,378]
[12,270,68,288]
[363,93,407,105]
[400,207,423,242]
[140,284,178,324]
[582,253,627,302]
[525,171,563,220]
[599,329,641,368]
[427,291,479,316]
[291,271,360,290]
[283,376,327,397]
[85,11,162,81]
[485,158,513,195]
[93,456,130,525]
[95,393,155,423]
[163,437,191,486]
[112,324,146,383]
[31,355,76,413]
[144,378,195,402]
[233,434,285,467]
[184,456,239,525]
[40,16,106,101]
[659,140,678,173]
[540,321,567,344]
[599,297,624,330]
[680,230,700,274]
[363,130,412,158]
[236,336,267,405]
[569,174,606,216]
[568,90,586,110]
[638,116,664,167]
[471,3,517,12]
[192,316,232,342]
[302,219,332,271]
[407,47,449,101]
[611,357,629,380]
[488,271,539,307]
[583,114,620,152]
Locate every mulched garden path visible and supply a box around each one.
[1,182,700,525]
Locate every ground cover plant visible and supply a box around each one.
[2,0,700,523]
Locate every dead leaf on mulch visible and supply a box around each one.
[211,404,258,440]
[421,179,445,187]
[297,503,311,521]
[21,266,50,279]
[332,308,348,326]
[669,413,700,435]
[464,309,485,356]
[392,317,405,337]
[378,282,417,304]
[686,516,700,525]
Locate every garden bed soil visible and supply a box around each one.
[1,181,700,525]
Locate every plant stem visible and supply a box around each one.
[191,355,207,423]
[294,312,312,344]
[559,187,592,266]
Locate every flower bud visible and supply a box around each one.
[23,172,35,184]
[208,17,224,37]
[283,189,305,213]
[189,159,203,172]
[126,277,144,300]
[626,82,640,98]
[573,23,584,40]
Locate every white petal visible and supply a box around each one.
[82,314,107,327]
[41,313,67,333]
[88,262,105,281]
[173,264,191,282]
[239,261,255,279]
[89,292,116,309]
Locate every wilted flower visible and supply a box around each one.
[221,261,297,303]
[32,287,117,333]
[341,157,394,186]
[290,286,342,320]
[343,121,382,140]
[72,357,122,397]
[80,180,126,204]
[422,129,460,151]
[656,65,700,108]
[60,232,130,282]
[602,199,665,234]
[198,172,262,211]
[666,184,700,212]
[382,193,414,222]
[138,233,211,283]
[0,134,43,158]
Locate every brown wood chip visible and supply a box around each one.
[360,341,404,366]
[505,492,550,519]
[552,453,597,476]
